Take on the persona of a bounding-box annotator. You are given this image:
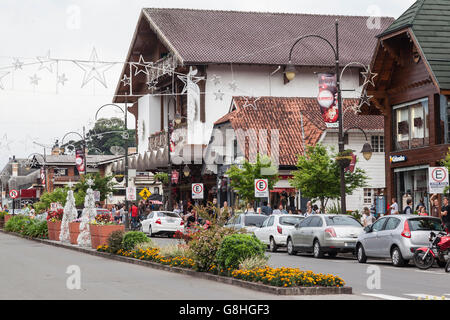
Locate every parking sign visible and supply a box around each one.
[428,167,449,194]
[192,183,204,199]
[255,179,269,198]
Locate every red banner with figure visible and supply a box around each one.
[75,149,85,174]
[318,73,339,128]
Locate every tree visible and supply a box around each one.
[226,154,279,205]
[73,173,116,207]
[290,144,368,212]
[33,188,68,213]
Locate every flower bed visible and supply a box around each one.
[90,213,124,249]
[96,245,345,289]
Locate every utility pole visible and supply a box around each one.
[124,99,130,229]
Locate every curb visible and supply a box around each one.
[0,229,352,296]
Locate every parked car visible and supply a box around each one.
[356,215,445,267]
[225,213,268,234]
[286,214,363,258]
[254,214,304,252]
[141,211,184,237]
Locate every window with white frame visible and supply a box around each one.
[363,188,373,205]
[371,136,385,153]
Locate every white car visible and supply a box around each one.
[141,211,184,237]
[254,214,305,252]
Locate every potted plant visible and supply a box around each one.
[335,150,354,168]
[89,213,124,249]
[0,211,7,228]
[46,209,64,241]
[69,218,83,244]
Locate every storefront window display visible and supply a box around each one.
[395,166,429,213]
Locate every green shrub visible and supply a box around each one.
[238,255,269,271]
[22,220,48,239]
[107,230,125,254]
[188,225,239,272]
[5,215,32,233]
[122,231,149,251]
[216,234,266,271]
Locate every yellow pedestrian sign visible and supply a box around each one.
[139,188,152,200]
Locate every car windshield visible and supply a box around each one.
[325,216,362,227]
[279,216,304,226]
[408,218,443,231]
[158,212,179,218]
[244,215,268,227]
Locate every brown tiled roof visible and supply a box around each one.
[143,8,394,66]
[216,97,384,166]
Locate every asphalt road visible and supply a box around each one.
[150,236,450,300]
[0,233,365,300]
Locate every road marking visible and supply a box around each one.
[362,293,411,300]
[414,270,446,275]
[404,294,448,300]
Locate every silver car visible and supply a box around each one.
[287,214,363,258]
[356,215,444,267]
[225,214,268,234]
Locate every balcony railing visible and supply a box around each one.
[149,54,178,83]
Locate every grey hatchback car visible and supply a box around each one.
[356,215,444,267]
[287,214,364,258]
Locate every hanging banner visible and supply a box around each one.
[171,170,179,184]
[318,73,339,128]
[75,149,85,174]
[40,167,46,186]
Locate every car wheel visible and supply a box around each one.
[391,246,406,267]
[269,237,278,252]
[148,225,153,237]
[287,238,296,256]
[313,240,324,258]
[357,244,367,263]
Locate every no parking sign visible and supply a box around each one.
[255,179,269,198]
[428,167,449,194]
[9,189,19,199]
[192,183,204,199]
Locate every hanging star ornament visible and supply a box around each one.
[361,66,378,88]
[359,90,373,107]
[213,90,225,101]
[12,58,24,70]
[0,71,10,90]
[121,74,131,87]
[211,74,221,86]
[57,73,68,86]
[36,50,56,73]
[133,55,152,77]
[30,74,41,86]
[228,80,238,92]
[74,48,114,88]
[146,79,158,90]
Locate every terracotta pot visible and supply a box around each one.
[47,221,62,241]
[90,224,124,249]
[4,215,12,225]
[69,222,81,245]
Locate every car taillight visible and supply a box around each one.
[180,220,184,226]
[401,220,411,238]
[156,219,162,225]
[277,225,282,234]
[325,228,337,238]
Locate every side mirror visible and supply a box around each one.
[295,223,301,229]
[364,226,372,233]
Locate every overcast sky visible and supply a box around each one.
[0,0,415,168]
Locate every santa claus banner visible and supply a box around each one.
[317,73,339,128]
[75,149,85,175]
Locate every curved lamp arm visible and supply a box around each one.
[95,104,125,121]
[288,34,337,63]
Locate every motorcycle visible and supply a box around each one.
[413,230,450,270]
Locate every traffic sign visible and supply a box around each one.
[255,179,269,198]
[428,167,449,194]
[192,183,204,199]
[139,188,152,200]
[9,189,19,199]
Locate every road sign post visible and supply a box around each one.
[428,167,449,194]
[139,188,152,201]
[192,183,204,200]
[255,179,269,198]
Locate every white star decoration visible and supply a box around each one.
[37,50,56,73]
[0,71,10,90]
[146,79,158,90]
[12,58,24,70]
[74,48,114,88]
[211,74,221,86]
[243,97,261,110]
[359,90,373,107]
[121,74,131,86]
[57,73,68,86]
[86,178,95,188]
[361,66,378,88]
[228,80,238,92]
[133,55,152,77]
[30,74,41,86]
[213,90,225,101]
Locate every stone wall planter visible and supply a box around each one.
[90,224,124,249]
[47,221,62,241]
[68,222,81,245]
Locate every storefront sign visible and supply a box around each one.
[255,179,269,198]
[192,183,204,199]
[428,167,449,194]
[318,73,338,128]
[390,155,407,163]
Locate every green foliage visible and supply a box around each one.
[290,144,368,212]
[122,231,150,251]
[188,225,239,272]
[0,211,7,220]
[106,230,125,254]
[154,172,169,184]
[21,220,48,239]
[226,154,279,204]
[73,173,116,207]
[326,202,341,214]
[238,255,269,271]
[216,234,266,271]
[5,215,32,233]
[33,188,68,213]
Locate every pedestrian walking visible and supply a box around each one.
[361,207,375,227]
[261,201,272,216]
[430,194,440,218]
[390,198,399,215]
[403,198,413,215]
[441,197,450,233]
[131,202,139,228]
[245,203,255,214]
[312,204,319,214]
[416,197,425,212]
[418,206,428,216]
